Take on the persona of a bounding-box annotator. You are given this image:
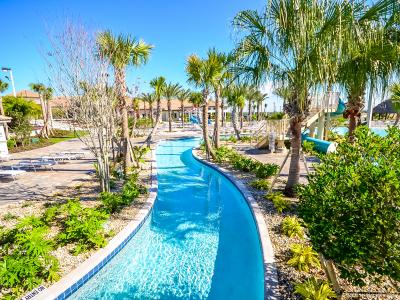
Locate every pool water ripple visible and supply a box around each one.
[70,138,264,300]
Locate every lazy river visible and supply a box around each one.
[69,138,264,300]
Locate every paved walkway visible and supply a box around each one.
[0,138,94,206]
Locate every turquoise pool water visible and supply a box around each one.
[70,138,264,300]
[333,127,387,137]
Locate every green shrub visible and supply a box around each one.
[282,216,304,238]
[42,204,61,225]
[132,146,150,168]
[294,277,336,300]
[250,179,270,190]
[57,200,109,255]
[266,192,291,213]
[255,163,279,178]
[215,146,235,163]
[0,216,59,298]
[287,244,320,272]
[228,135,238,143]
[302,140,316,154]
[298,126,400,285]
[2,212,17,221]
[7,139,16,149]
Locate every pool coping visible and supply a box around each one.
[33,149,158,300]
[192,149,280,300]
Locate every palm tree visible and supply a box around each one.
[177,89,191,128]
[232,1,342,195]
[186,52,224,159]
[130,97,140,138]
[29,83,51,138]
[141,92,155,125]
[146,76,166,144]
[97,31,153,174]
[0,80,9,138]
[164,82,182,132]
[254,90,268,121]
[337,1,399,138]
[225,84,246,140]
[207,49,232,149]
[43,87,54,129]
[390,83,400,126]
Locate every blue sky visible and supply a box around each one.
[0,0,265,96]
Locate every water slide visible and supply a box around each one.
[301,98,346,153]
[190,115,212,125]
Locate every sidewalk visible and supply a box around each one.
[0,138,94,206]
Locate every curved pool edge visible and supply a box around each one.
[192,149,280,300]
[35,149,159,300]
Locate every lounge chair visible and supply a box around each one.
[0,169,26,181]
[14,160,57,172]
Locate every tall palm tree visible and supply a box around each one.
[337,1,399,138]
[30,83,51,138]
[390,83,400,126]
[177,89,191,128]
[254,90,268,121]
[233,0,343,195]
[225,84,246,140]
[207,49,232,149]
[141,92,155,125]
[186,52,224,159]
[97,31,153,174]
[0,80,9,138]
[43,87,54,129]
[164,82,182,132]
[146,76,166,144]
[246,85,258,122]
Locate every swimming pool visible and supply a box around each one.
[69,138,264,299]
[333,127,387,137]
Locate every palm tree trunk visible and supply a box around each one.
[394,112,400,126]
[248,99,252,122]
[181,101,184,128]
[146,98,161,145]
[115,68,131,174]
[150,104,154,126]
[46,99,53,135]
[239,107,244,129]
[202,91,215,159]
[285,117,302,196]
[346,95,363,140]
[130,109,137,139]
[213,89,221,148]
[0,96,9,139]
[221,98,225,127]
[168,99,172,132]
[257,103,261,121]
[39,95,49,138]
[231,105,241,140]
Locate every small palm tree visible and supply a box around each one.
[164,82,182,132]
[225,84,246,140]
[390,83,400,126]
[29,83,52,138]
[146,76,166,144]
[97,30,153,174]
[186,52,224,159]
[141,92,156,125]
[177,89,191,128]
[0,80,9,138]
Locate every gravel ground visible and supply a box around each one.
[0,156,152,289]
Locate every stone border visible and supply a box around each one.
[192,149,280,300]
[34,149,158,300]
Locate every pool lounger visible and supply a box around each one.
[0,169,26,180]
[41,153,77,161]
[14,160,57,172]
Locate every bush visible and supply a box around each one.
[57,200,109,255]
[282,216,304,238]
[214,146,236,163]
[0,216,59,298]
[302,140,316,154]
[132,146,150,168]
[266,192,291,213]
[7,139,16,149]
[288,244,320,272]
[294,278,336,300]
[298,126,400,285]
[250,179,270,190]
[255,163,279,178]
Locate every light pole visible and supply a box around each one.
[1,67,16,97]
